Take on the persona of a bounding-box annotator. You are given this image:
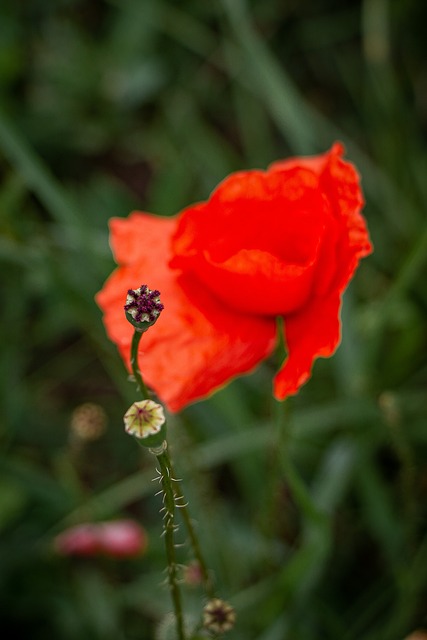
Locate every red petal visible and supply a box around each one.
[269,142,345,174]
[171,167,330,315]
[320,144,372,290]
[271,142,372,294]
[272,144,371,399]
[274,292,341,399]
[96,213,276,412]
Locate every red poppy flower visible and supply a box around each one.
[96,143,372,412]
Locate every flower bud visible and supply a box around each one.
[203,598,236,634]
[124,284,164,332]
[97,519,148,557]
[54,523,100,557]
[124,399,166,447]
[53,520,147,558]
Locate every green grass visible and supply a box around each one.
[1,0,426,638]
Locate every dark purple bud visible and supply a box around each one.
[124,284,164,331]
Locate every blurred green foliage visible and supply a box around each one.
[1,0,427,638]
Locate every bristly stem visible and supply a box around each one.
[157,448,186,640]
[129,327,186,637]
[169,459,215,599]
[130,329,149,399]
[129,329,184,634]
[129,323,213,630]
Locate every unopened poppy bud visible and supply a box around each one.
[124,399,166,447]
[124,284,164,332]
[203,598,236,635]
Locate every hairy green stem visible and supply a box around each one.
[157,449,186,640]
[169,459,215,599]
[129,329,185,636]
[130,330,149,399]
[129,327,213,628]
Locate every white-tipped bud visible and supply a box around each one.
[203,598,236,634]
[124,400,166,447]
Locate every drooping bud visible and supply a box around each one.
[124,284,164,332]
[203,598,236,635]
[124,399,166,447]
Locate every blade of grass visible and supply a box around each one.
[0,110,83,230]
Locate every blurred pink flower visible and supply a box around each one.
[97,519,147,558]
[54,520,148,558]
